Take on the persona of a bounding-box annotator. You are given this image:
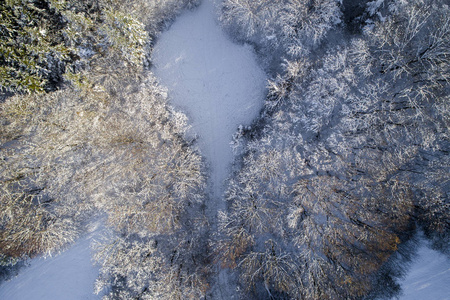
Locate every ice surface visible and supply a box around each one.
[397,239,450,300]
[0,225,102,300]
[151,0,266,202]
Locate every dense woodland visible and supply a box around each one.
[0,0,449,299]
[1,0,209,298]
[219,0,449,298]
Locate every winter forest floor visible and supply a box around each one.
[0,0,448,299]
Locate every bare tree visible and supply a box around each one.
[220,0,342,61]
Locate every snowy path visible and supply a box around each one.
[151,0,266,203]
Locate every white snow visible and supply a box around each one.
[152,1,265,298]
[0,224,102,300]
[367,0,384,16]
[151,0,266,201]
[397,239,450,300]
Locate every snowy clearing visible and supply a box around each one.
[151,0,266,201]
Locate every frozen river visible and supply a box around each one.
[151,0,266,202]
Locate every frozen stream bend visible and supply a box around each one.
[151,0,266,205]
[0,2,265,299]
[152,3,265,296]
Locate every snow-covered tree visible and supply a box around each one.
[366,0,449,98]
[80,78,209,299]
[0,71,210,295]
[218,137,413,298]
[220,0,342,64]
[0,0,71,93]
[0,89,95,259]
[218,0,449,298]
[0,0,200,95]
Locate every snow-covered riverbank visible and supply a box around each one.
[151,0,266,297]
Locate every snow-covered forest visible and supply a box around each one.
[0,0,448,299]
